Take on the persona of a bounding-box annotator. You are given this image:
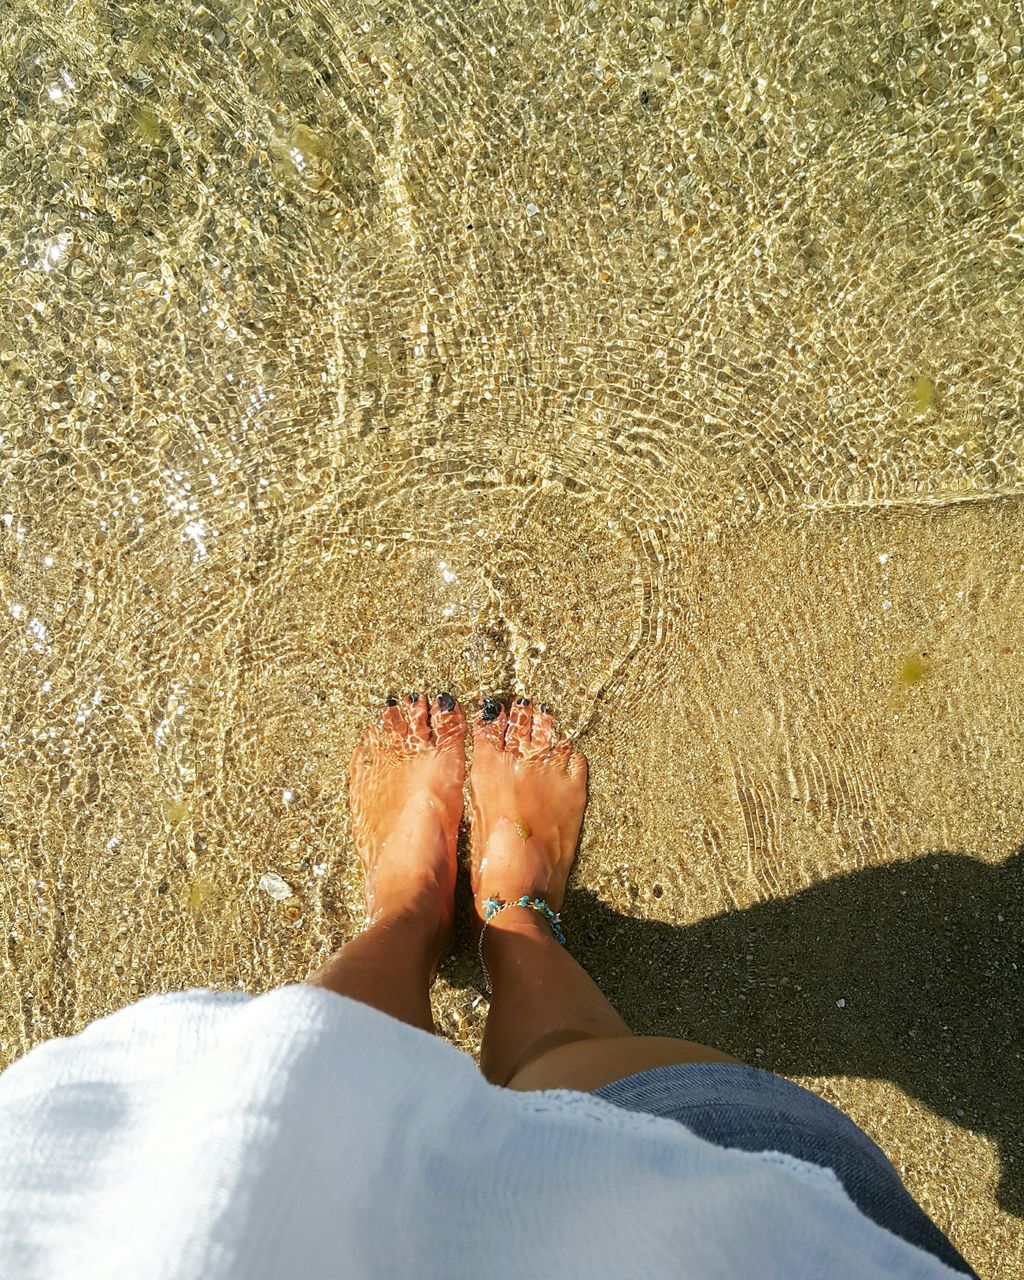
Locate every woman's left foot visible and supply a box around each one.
[349,693,466,957]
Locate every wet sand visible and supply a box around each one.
[1,1,1022,1273]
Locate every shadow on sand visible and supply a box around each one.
[450,846,1023,1218]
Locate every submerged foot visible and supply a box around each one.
[469,698,588,936]
[349,693,466,954]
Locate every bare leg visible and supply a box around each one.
[307,908,445,1035]
[469,698,742,1089]
[482,911,741,1089]
[306,692,467,1035]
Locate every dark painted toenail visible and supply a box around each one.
[409,692,420,702]
[540,703,551,714]
[385,696,398,707]
[437,692,455,712]
[516,696,530,706]
[482,698,501,721]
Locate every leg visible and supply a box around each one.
[306,908,444,1035]
[469,697,742,1089]
[480,908,741,1089]
[305,691,467,1034]
[478,905,629,1082]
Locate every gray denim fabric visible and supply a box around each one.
[593,1063,976,1277]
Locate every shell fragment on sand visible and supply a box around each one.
[259,872,294,901]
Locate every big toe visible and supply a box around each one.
[473,697,508,754]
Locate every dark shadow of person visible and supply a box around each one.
[451,846,1023,1218]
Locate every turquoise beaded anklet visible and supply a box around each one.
[477,895,566,995]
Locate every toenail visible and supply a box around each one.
[482,698,501,721]
[437,692,455,712]
[385,696,398,707]
[540,703,551,714]
[409,692,420,702]
[516,696,530,706]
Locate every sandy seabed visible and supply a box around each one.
[1,2,1022,1274]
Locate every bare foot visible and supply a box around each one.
[349,692,466,953]
[469,698,588,936]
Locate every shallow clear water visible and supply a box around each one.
[1,1,1022,1269]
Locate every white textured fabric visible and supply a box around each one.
[0,985,960,1279]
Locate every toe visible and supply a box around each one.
[349,724,381,788]
[530,702,555,752]
[505,696,533,755]
[349,735,369,780]
[406,690,431,745]
[381,699,407,752]
[430,691,466,751]
[473,697,508,752]
[568,747,588,782]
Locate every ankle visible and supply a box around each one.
[366,870,454,932]
[367,900,451,964]
[480,900,562,946]
[474,876,564,919]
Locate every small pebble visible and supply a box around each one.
[259,872,293,901]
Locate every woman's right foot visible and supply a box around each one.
[469,698,588,938]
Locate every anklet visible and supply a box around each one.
[477,895,566,995]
